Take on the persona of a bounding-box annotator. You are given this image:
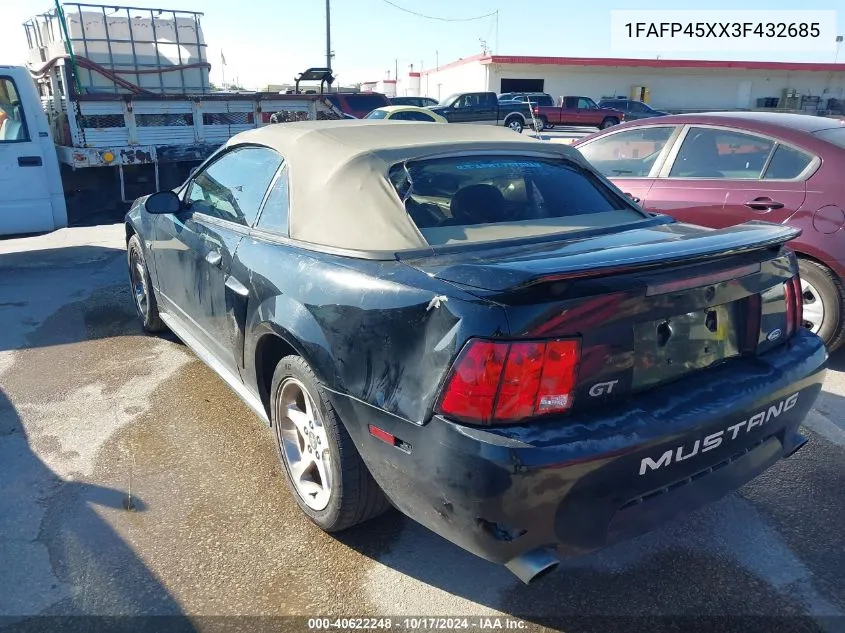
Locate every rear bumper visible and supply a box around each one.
[333,329,827,565]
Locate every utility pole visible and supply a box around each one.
[326,0,332,70]
[836,35,843,63]
[395,59,398,83]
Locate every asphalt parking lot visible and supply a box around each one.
[1,224,844,633]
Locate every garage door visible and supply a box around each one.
[500,78,544,93]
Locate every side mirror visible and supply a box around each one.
[144,190,182,214]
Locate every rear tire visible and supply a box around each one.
[270,355,390,532]
[600,117,619,129]
[127,234,165,333]
[505,116,524,133]
[797,258,845,352]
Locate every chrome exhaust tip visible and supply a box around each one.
[505,548,560,585]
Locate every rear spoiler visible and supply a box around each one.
[407,221,801,293]
[514,222,801,287]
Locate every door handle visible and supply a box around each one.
[205,251,222,267]
[18,156,43,167]
[745,197,784,211]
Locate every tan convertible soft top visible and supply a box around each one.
[228,120,594,253]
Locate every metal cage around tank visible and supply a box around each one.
[24,3,210,95]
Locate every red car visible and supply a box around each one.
[573,112,845,350]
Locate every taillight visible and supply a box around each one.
[533,106,539,115]
[784,275,803,337]
[436,338,581,425]
[793,276,803,329]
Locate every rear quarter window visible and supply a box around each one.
[388,155,646,246]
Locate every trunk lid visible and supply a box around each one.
[406,220,803,415]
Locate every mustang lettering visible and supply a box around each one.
[639,392,800,475]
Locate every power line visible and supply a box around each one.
[378,0,496,22]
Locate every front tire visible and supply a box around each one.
[127,234,165,333]
[600,117,620,129]
[798,258,845,352]
[270,355,390,532]
[505,116,524,133]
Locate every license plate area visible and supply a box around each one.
[633,302,741,390]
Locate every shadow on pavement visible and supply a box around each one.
[0,244,182,353]
[0,388,196,632]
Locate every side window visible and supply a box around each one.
[187,146,282,226]
[577,126,676,177]
[256,165,290,235]
[578,98,596,109]
[484,93,497,107]
[393,110,436,122]
[0,77,31,142]
[669,128,774,179]
[563,97,578,109]
[763,145,814,180]
[630,102,646,112]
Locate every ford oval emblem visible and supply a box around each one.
[767,328,782,342]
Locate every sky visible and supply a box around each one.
[1,0,842,90]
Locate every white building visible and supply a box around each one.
[419,54,845,112]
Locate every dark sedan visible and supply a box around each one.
[125,120,825,584]
[574,113,845,351]
[598,98,670,120]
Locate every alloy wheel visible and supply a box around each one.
[129,250,148,317]
[275,378,332,511]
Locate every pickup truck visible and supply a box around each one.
[534,96,625,130]
[429,92,535,133]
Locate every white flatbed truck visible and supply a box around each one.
[1,2,340,236]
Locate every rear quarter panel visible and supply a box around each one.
[235,238,509,424]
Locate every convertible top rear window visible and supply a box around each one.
[388,155,645,246]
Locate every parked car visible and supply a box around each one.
[364,105,447,123]
[125,120,826,584]
[535,96,625,130]
[598,98,670,120]
[390,96,439,108]
[429,91,534,132]
[324,92,391,118]
[573,112,845,350]
[498,92,555,107]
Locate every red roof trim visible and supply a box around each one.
[482,55,845,72]
[420,53,845,73]
[382,79,397,83]
[408,72,421,77]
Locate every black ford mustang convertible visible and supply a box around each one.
[125,120,826,583]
